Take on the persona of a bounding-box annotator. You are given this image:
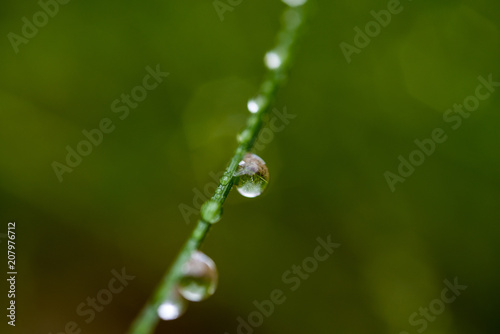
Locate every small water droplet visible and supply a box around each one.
[201,200,222,224]
[235,153,269,198]
[236,147,245,156]
[283,8,302,30]
[157,292,187,321]
[264,51,282,70]
[281,0,307,7]
[247,99,260,113]
[220,174,232,185]
[237,129,252,143]
[247,96,268,114]
[177,251,218,302]
[247,114,259,128]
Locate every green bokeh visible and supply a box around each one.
[1,0,499,333]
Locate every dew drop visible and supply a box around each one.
[220,174,232,185]
[264,51,282,70]
[201,200,222,224]
[237,129,252,143]
[283,8,302,30]
[247,99,260,113]
[247,114,258,128]
[235,153,269,198]
[157,292,187,321]
[177,251,218,302]
[282,0,307,7]
[247,96,267,114]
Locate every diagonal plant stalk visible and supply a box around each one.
[128,3,309,334]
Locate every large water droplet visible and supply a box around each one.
[177,251,218,302]
[157,292,187,321]
[235,153,269,198]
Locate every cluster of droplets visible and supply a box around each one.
[158,155,269,320]
[153,0,304,326]
[246,0,307,116]
[157,0,290,318]
[235,153,270,198]
[158,154,269,321]
[157,251,218,321]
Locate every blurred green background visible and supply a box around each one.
[1,0,499,333]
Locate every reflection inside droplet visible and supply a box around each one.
[235,153,270,198]
[264,52,282,70]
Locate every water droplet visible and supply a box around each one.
[220,174,232,185]
[157,292,187,321]
[247,99,260,113]
[177,251,218,302]
[246,114,259,128]
[281,0,307,7]
[237,129,252,143]
[235,153,269,198]
[236,147,245,156]
[260,80,274,94]
[247,96,268,114]
[283,8,302,30]
[201,200,222,224]
[264,51,282,70]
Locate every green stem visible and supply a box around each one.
[128,4,309,334]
